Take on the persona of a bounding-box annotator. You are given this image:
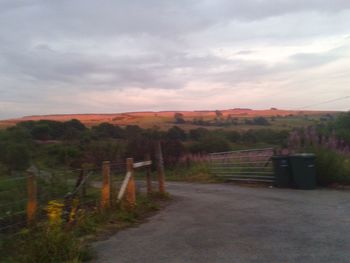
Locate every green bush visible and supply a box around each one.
[3,226,85,263]
[45,144,83,168]
[309,147,350,186]
[91,122,124,139]
[166,126,187,141]
[188,135,230,153]
[0,144,31,172]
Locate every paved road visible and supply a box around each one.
[94,182,350,263]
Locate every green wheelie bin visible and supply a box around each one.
[271,156,292,187]
[289,153,316,189]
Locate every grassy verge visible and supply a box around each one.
[165,164,223,183]
[0,193,170,263]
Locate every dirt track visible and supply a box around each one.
[94,182,350,263]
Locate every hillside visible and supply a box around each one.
[0,108,340,130]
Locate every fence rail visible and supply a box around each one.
[210,148,275,183]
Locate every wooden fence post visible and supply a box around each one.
[76,169,86,198]
[126,158,136,207]
[101,161,110,209]
[145,154,152,195]
[155,140,166,194]
[26,168,37,226]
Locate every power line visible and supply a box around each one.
[299,95,350,110]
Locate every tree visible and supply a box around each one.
[64,119,87,131]
[17,120,66,139]
[334,111,350,143]
[31,124,50,140]
[227,131,241,142]
[215,110,223,118]
[244,119,253,125]
[125,135,152,161]
[92,123,124,138]
[189,128,209,141]
[174,113,185,124]
[241,130,257,143]
[214,110,225,126]
[125,125,143,139]
[226,115,238,125]
[162,139,186,167]
[166,126,187,141]
[84,140,125,166]
[252,117,270,126]
[335,111,350,130]
[1,144,30,172]
[189,135,230,153]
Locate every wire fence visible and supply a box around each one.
[0,161,128,237]
[0,174,27,234]
[0,139,168,240]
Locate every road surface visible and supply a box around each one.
[94,182,350,263]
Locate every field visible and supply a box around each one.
[0,108,340,130]
[0,109,349,263]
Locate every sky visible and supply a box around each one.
[0,0,350,119]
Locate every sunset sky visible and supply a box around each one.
[0,0,350,119]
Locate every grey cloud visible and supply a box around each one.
[191,42,350,87]
[235,50,256,55]
[0,39,234,91]
[211,0,350,21]
[0,0,350,118]
[2,0,350,42]
[287,43,349,69]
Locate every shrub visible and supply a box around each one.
[166,126,187,141]
[46,144,83,168]
[288,127,350,185]
[0,144,31,172]
[162,139,186,167]
[86,140,125,165]
[189,128,209,141]
[252,116,270,125]
[174,113,185,124]
[91,123,124,139]
[188,135,230,153]
[226,131,241,143]
[308,147,350,186]
[3,226,84,263]
[31,124,51,140]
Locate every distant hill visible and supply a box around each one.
[0,109,341,129]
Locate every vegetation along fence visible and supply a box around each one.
[209,148,275,183]
[0,154,166,236]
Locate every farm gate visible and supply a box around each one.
[209,148,275,183]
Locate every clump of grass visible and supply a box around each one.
[165,164,219,183]
[2,225,89,263]
[1,192,168,263]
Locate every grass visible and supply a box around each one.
[0,169,106,227]
[165,164,222,183]
[0,193,168,263]
[0,175,28,228]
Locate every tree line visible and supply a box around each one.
[1,111,348,173]
[0,119,293,173]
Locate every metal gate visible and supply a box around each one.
[209,148,275,183]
